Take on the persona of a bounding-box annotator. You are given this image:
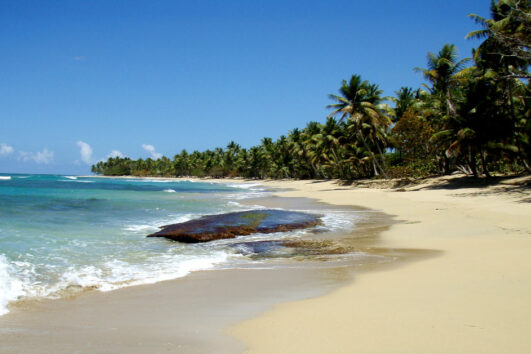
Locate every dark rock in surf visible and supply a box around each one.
[230,239,349,259]
[147,209,322,243]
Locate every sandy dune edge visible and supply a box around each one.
[229,176,531,354]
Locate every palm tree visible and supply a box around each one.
[286,128,305,178]
[467,0,530,78]
[223,141,240,176]
[302,121,325,178]
[327,74,391,176]
[467,1,530,171]
[318,117,346,178]
[415,44,472,174]
[414,44,471,117]
[391,87,420,122]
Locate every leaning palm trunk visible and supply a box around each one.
[468,145,478,177]
[373,136,389,178]
[358,131,386,177]
[330,147,345,179]
[479,148,491,177]
[508,82,531,172]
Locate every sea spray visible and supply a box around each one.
[0,255,24,315]
[0,174,365,316]
[0,175,269,315]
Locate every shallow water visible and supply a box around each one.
[0,174,367,316]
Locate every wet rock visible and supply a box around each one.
[231,239,350,260]
[147,209,322,243]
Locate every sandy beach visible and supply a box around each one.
[230,175,531,353]
[4,0,530,352]
[1,175,529,353]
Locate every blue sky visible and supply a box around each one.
[1,0,490,174]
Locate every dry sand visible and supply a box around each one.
[229,175,531,353]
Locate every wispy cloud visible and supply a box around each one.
[18,148,54,164]
[107,150,124,158]
[34,149,54,164]
[142,144,162,159]
[76,141,93,164]
[0,143,14,156]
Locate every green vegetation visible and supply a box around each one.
[239,212,268,228]
[92,1,530,179]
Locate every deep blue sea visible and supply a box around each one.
[0,174,357,316]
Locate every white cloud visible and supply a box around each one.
[34,148,54,164]
[94,150,126,163]
[18,152,30,161]
[142,144,162,159]
[18,148,54,164]
[0,143,14,156]
[107,150,124,158]
[77,141,93,165]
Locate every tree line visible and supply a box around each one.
[92,0,530,179]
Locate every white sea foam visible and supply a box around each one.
[320,211,358,231]
[125,178,176,183]
[226,182,264,190]
[97,253,228,290]
[0,255,25,316]
[227,201,245,208]
[65,176,78,180]
[0,176,11,180]
[0,250,230,316]
[230,183,269,198]
[123,224,160,233]
[60,179,94,183]
[163,189,176,193]
[123,214,197,234]
[49,252,229,293]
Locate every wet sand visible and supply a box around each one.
[0,267,354,353]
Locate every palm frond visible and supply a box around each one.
[467,13,491,27]
[466,29,491,40]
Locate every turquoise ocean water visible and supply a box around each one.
[0,174,357,316]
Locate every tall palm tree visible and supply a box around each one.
[467,0,530,78]
[287,128,316,179]
[318,117,346,178]
[327,74,391,176]
[414,44,471,117]
[415,44,472,174]
[301,121,324,178]
[467,1,530,171]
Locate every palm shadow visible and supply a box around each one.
[411,175,531,203]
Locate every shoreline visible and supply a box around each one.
[229,175,531,353]
[0,180,404,353]
[1,175,529,353]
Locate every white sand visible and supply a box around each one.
[229,176,531,353]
